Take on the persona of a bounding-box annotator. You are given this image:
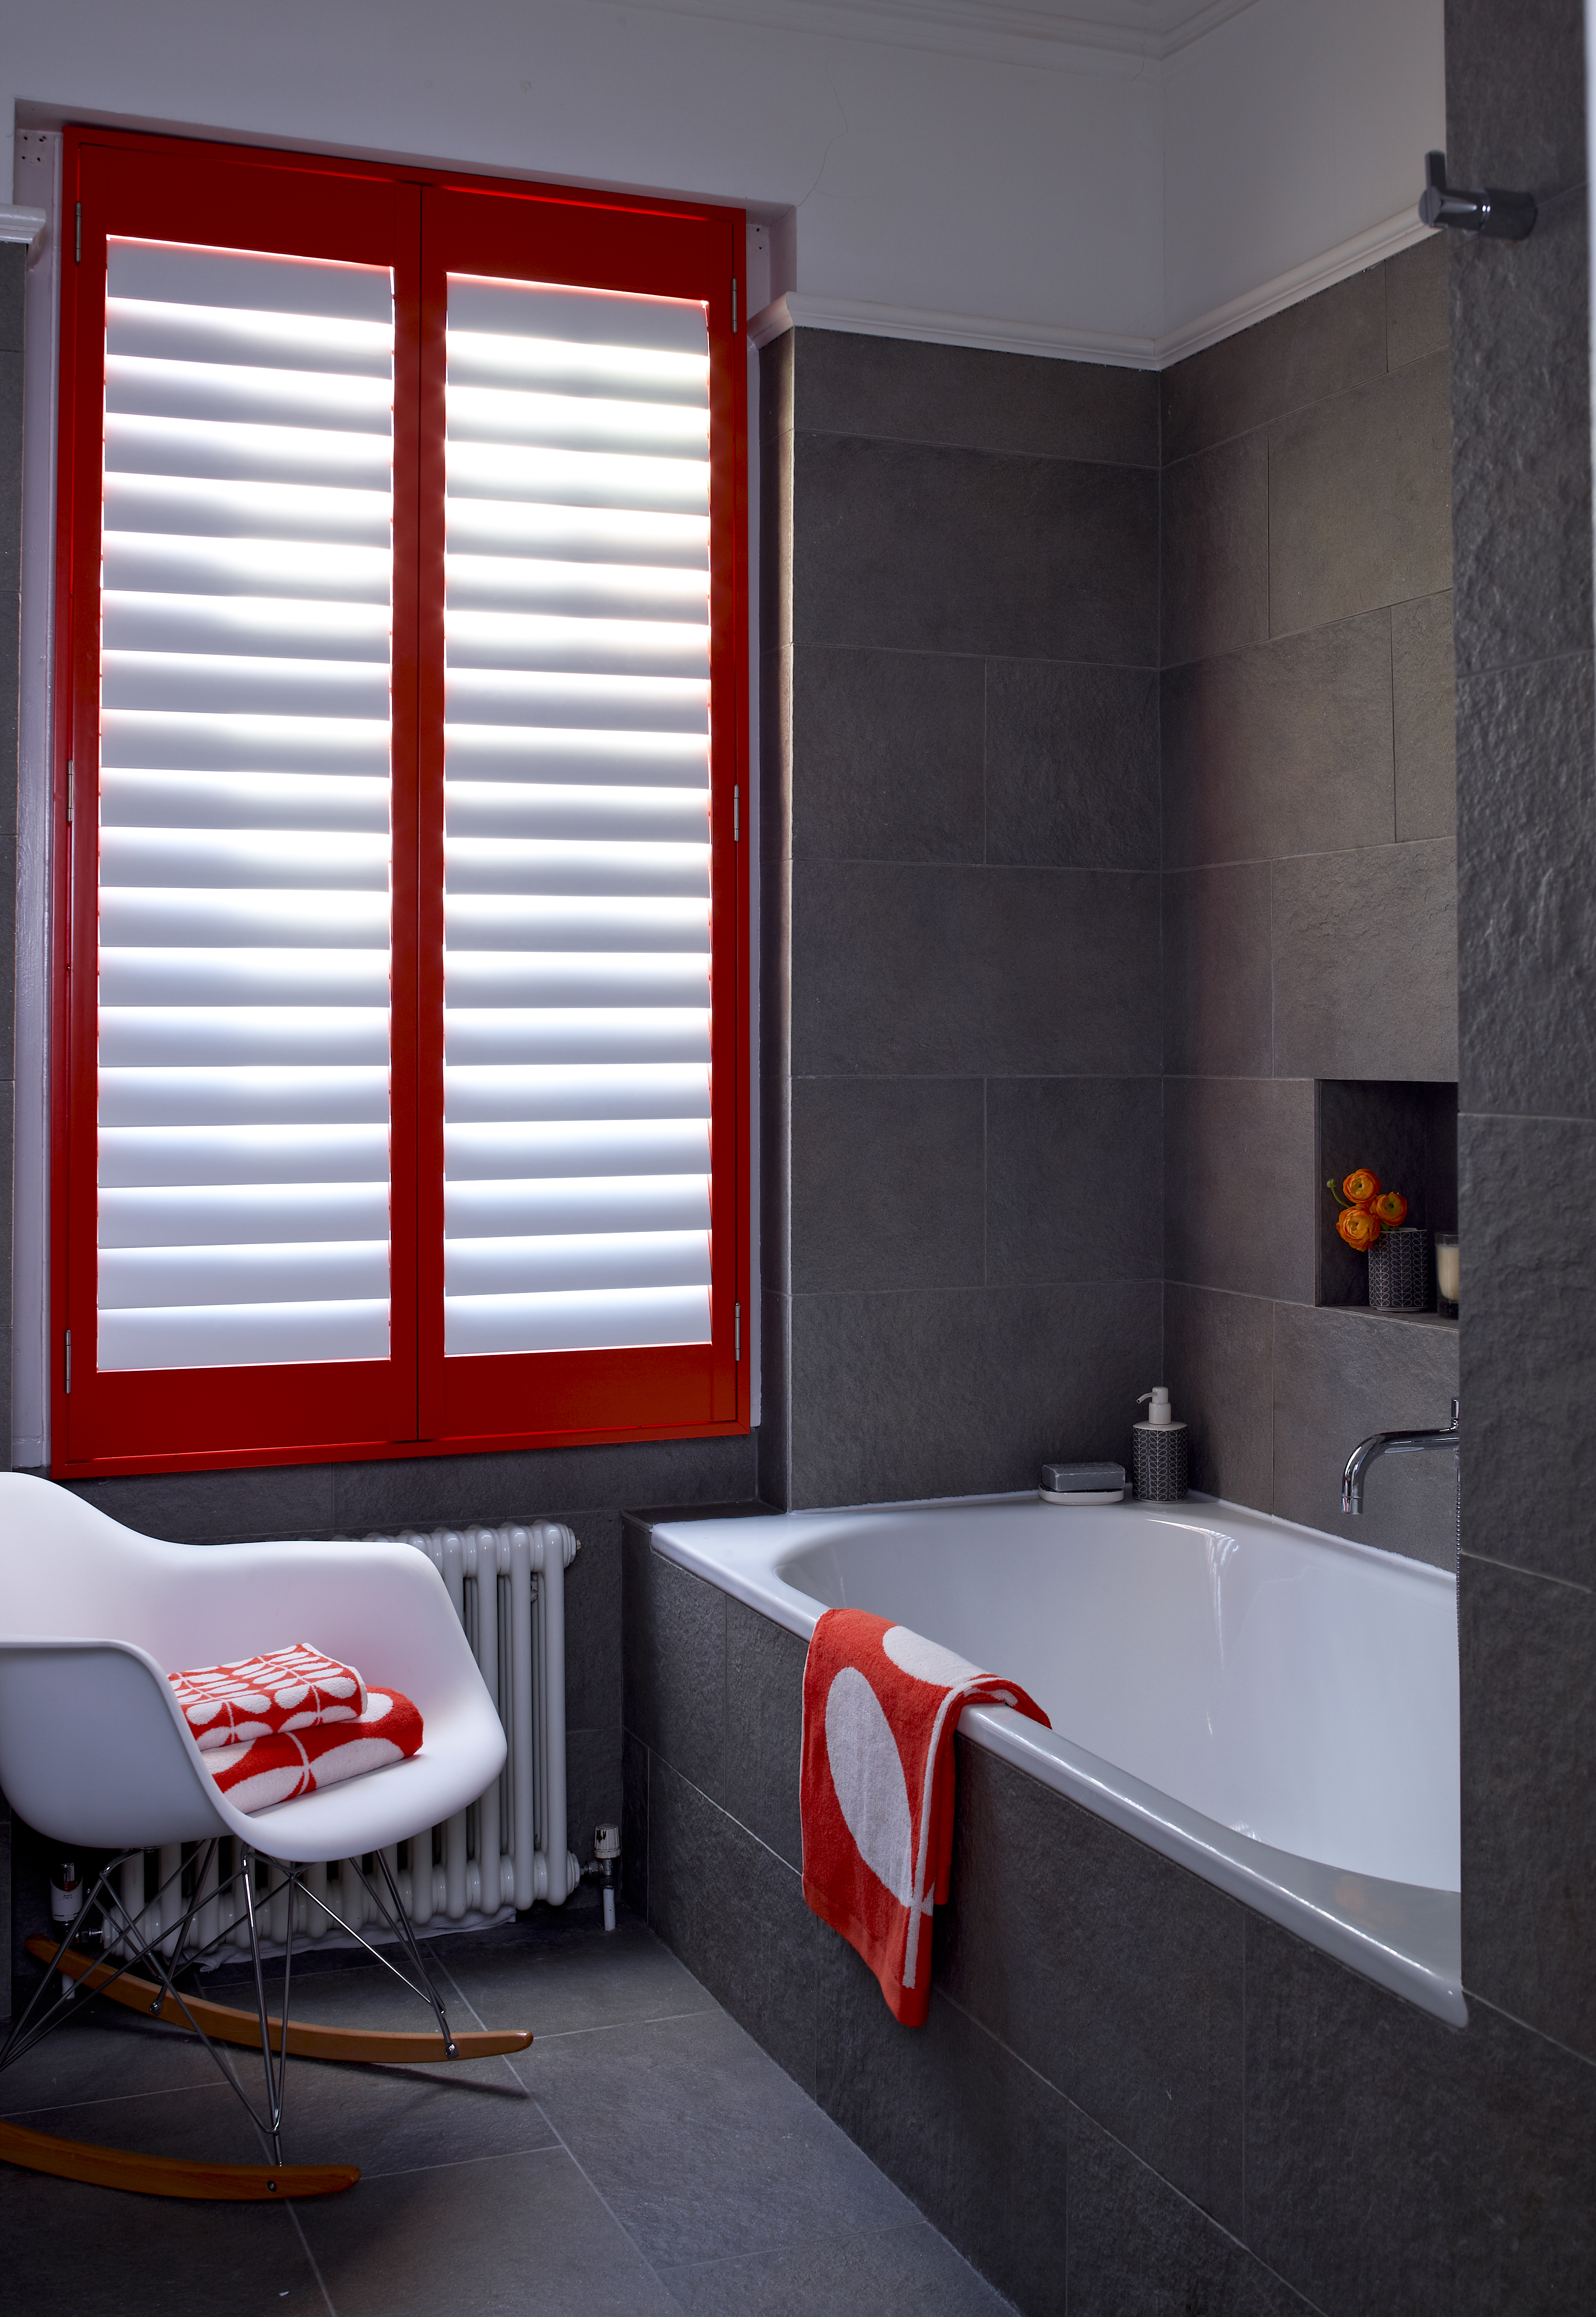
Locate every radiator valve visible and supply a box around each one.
[593,1824,620,1933]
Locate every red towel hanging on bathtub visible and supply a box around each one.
[800,1607,1050,2026]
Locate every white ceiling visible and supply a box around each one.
[600,0,1263,68]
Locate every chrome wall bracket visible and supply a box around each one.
[1419,150,1536,240]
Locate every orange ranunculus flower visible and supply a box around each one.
[1342,1168,1380,1205]
[1373,1191,1408,1227]
[1337,1204,1383,1251]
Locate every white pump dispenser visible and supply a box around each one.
[1138,1386,1174,1427]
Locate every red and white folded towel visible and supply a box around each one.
[800,1607,1049,2027]
[169,1643,367,1751]
[202,1690,425,1816]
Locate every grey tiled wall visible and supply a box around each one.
[1160,237,1462,1563]
[1447,0,1596,2073]
[623,1524,1596,2315]
[760,329,1163,1509]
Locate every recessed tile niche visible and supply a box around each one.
[1316,1079,1458,1313]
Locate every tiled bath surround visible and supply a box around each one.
[623,1516,1595,2314]
[1159,231,1463,1571]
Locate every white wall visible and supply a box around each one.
[1163,0,1445,339]
[7,0,1442,359]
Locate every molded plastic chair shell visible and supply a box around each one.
[0,1472,506,1860]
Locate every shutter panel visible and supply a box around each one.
[441,276,714,1360]
[95,239,395,1372]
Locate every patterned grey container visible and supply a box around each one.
[1367,1226,1430,1311]
[1133,1423,1188,1501]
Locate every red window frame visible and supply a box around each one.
[51,126,750,1478]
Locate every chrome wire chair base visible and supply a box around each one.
[0,1840,491,2198]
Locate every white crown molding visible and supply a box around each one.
[1155,207,1434,365]
[748,288,1159,366]
[0,205,47,248]
[749,207,1434,373]
[585,0,1263,76]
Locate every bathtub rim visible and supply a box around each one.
[645,1489,1467,2028]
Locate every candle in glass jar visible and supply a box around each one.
[1435,1236,1459,1305]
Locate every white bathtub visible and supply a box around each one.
[650,1491,1464,2024]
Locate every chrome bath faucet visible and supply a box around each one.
[1342,1400,1460,1515]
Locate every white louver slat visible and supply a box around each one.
[97,241,394,1373]
[442,277,713,1359]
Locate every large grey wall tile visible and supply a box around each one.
[1164,1077,1316,1304]
[1393,592,1457,839]
[1446,0,1591,194]
[1161,612,1395,870]
[790,1075,985,1294]
[1385,232,1451,371]
[816,1935,1072,2317]
[1457,649,1596,1119]
[1272,841,1458,1083]
[564,1724,623,1866]
[759,326,793,447]
[791,434,1158,664]
[1450,189,1592,676]
[1461,1109,1596,1588]
[1162,433,1271,667]
[790,861,1161,1079]
[1161,265,1387,465]
[63,1462,336,1544]
[1269,352,1453,634]
[792,326,1159,467]
[1066,2105,1316,2317]
[758,646,790,864]
[1271,1301,1460,1564]
[621,1529,726,1798]
[787,1279,1160,1508]
[789,646,984,863]
[329,1434,758,1535]
[941,1744,1245,2230]
[1245,1913,1596,2317]
[621,1728,648,1916]
[1460,1555,1596,2060]
[758,1288,791,1511]
[646,1757,818,2097]
[561,1509,621,1734]
[1162,863,1273,1080]
[1163,1283,1274,1510]
[723,1598,806,1872]
[985,1076,1162,1286]
[984,659,1160,872]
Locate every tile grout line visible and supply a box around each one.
[436,1956,694,2313]
[286,2202,339,2317]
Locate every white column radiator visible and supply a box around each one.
[111,1520,581,1961]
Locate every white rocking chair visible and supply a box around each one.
[0,1471,532,2200]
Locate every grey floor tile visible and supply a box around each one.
[298,2143,682,2317]
[524,2005,911,2269]
[437,1919,717,2039]
[255,2037,554,2179]
[0,2162,319,2317]
[1,2074,261,2165]
[660,2216,1014,2314]
[0,2006,221,2115]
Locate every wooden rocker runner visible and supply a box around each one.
[0,1474,533,2200]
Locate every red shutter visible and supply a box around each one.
[51,128,749,1477]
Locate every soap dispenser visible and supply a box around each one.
[1133,1387,1188,1501]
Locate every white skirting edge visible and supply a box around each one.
[0,205,47,247]
[749,206,1435,373]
